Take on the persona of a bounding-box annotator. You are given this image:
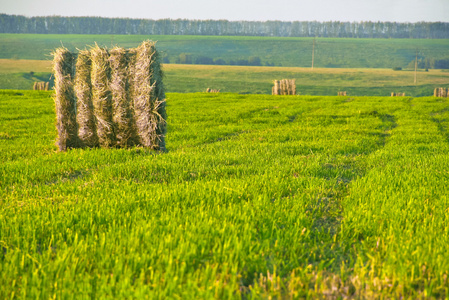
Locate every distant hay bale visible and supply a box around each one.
[53,47,78,151]
[391,92,405,97]
[109,47,135,147]
[33,81,49,91]
[434,87,448,97]
[338,91,347,96]
[132,41,166,151]
[91,45,115,148]
[206,88,220,93]
[272,79,296,95]
[75,50,98,148]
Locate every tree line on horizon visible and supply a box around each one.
[1,14,448,39]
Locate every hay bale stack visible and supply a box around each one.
[91,45,115,148]
[109,47,135,147]
[272,79,296,95]
[206,88,220,93]
[52,41,166,151]
[33,82,50,91]
[75,50,98,148]
[132,41,166,151]
[53,47,78,151]
[434,87,448,97]
[338,91,347,96]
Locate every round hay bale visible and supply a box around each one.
[53,47,78,151]
[75,50,98,148]
[109,47,135,148]
[132,41,166,151]
[91,45,115,148]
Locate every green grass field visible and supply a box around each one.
[1,90,449,298]
[1,59,448,96]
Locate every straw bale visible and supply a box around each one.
[281,80,286,95]
[272,80,280,95]
[91,45,115,148]
[33,82,49,91]
[53,47,78,151]
[75,50,99,148]
[132,41,166,151]
[109,47,135,147]
[273,79,296,95]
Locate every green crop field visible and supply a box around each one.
[1,90,449,298]
[1,33,449,68]
[1,33,448,96]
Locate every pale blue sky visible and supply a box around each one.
[1,0,448,22]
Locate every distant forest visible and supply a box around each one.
[1,14,448,39]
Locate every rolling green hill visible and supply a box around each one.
[1,33,449,68]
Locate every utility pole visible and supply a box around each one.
[414,49,418,85]
[311,37,316,70]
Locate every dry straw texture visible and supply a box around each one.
[75,50,99,148]
[109,47,135,147]
[133,41,166,151]
[91,45,115,148]
[53,47,78,151]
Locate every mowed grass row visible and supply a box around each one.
[1,59,448,96]
[1,90,449,298]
